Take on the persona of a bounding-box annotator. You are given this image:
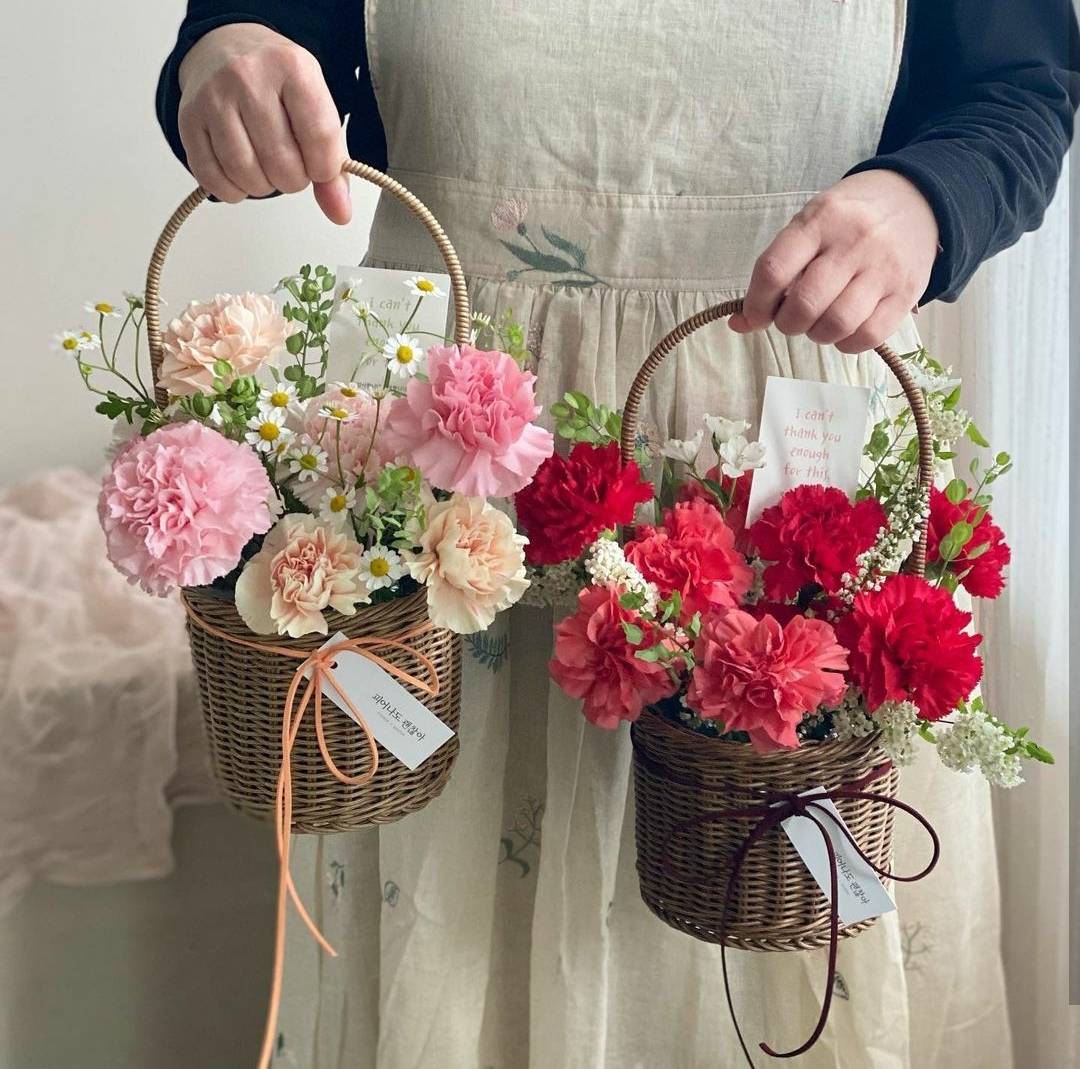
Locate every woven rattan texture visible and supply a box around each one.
[185,586,462,834]
[631,710,899,952]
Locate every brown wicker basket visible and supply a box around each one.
[143,161,470,833]
[618,299,934,951]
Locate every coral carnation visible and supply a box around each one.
[925,487,1010,598]
[383,344,553,497]
[234,513,368,638]
[549,585,677,728]
[514,442,654,565]
[748,484,885,600]
[837,573,983,721]
[407,495,529,634]
[98,421,273,595]
[625,498,754,620]
[159,292,293,396]
[686,610,848,750]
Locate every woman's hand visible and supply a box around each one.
[729,170,939,353]
[177,23,351,223]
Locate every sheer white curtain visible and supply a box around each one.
[920,159,1075,1067]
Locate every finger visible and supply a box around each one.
[207,110,275,197]
[240,97,309,194]
[805,271,886,346]
[313,176,352,225]
[281,72,346,185]
[836,292,911,354]
[731,220,821,333]
[774,254,855,337]
[182,124,247,203]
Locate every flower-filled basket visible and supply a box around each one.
[77,161,554,836]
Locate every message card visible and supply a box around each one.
[325,266,452,384]
[745,377,871,526]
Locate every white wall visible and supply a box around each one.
[1,1,379,487]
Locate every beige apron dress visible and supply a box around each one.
[275,3,1012,1066]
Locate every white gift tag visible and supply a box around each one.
[745,377,871,526]
[780,787,896,926]
[312,631,455,770]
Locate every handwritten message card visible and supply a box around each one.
[325,266,452,383]
[745,376,871,527]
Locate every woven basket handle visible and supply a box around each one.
[144,160,472,405]
[617,298,933,576]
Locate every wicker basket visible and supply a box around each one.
[618,300,934,950]
[143,162,471,833]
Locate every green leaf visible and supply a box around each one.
[1025,743,1055,765]
[285,333,306,356]
[619,590,646,611]
[965,422,990,448]
[283,364,303,382]
[634,646,664,663]
[499,240,576,274]
[540,226,587,268]
[945,477,968,504]
[621,621,644,645]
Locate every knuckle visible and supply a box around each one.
[756,254,787,287]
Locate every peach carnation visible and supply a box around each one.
[234,514,368,638]
[686,609,848,751]
[159,292,293,396]
[407,495,528,634]
[98,421,274,596]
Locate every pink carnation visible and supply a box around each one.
[159,292,293,396]
[98,421,274,595]
[302,384,398,482]
[549,585,678,728]
[383,344,554,497]
[686,609,848,751]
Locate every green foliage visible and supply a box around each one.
[550,390,622,445]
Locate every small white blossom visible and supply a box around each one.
[935,704,1024,788]
[907,360,962,395]
[319,486,357,526]
[319,402,356,423]
[383,333,426,378]
[84,300,124,319]
[704,414,750,444]
[245,408,293,453]
[288,436,329,482]
[584,537,659,613]
[661,430,705,465]
[53,330,101,353]
[875,700,922,767]
[354,299,373,321]
[718,435,767,479]
[259,381,300,415]
[403,275,446,299]
[928,396,970,443]
[359,545,406,591]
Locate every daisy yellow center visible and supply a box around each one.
[339,386,359,398]
[299,453,318,470]
[258,422,280,442]
[415,278,435,293]
[327,406,349,420]
[395,345,414,364]
[330,494,348,513]
[269,390,290,407]
[62,337,78,350]
[94,302,115,314]
[369,557,390,578]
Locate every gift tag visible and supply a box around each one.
[311,632,455,770]
[780,787,896,927]
[745,376,871,526]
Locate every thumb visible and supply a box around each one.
[313,174,352,225]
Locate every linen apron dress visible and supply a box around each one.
[276,3,1012,1066]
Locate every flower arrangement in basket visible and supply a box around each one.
[515,300,1052,1063]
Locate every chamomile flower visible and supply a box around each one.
[383,334,425,378]
[84,300,124,319]
[258,381,299,414]
[53,330,101,353]
[331,381,365,400]
[245,407,293,453]
[319,486,357,525]
[358,545,406,591]
[354,299,373,321]
[288,436,329,481]
[319,402,355,423]
[403,275,446,299]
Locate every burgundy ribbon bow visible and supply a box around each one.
[661,761,940,1068]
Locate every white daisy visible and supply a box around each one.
[358,545,406,591]
[718,435,767,479]
[353,299,373,321]
[319,402,356,423]
[258,381,300,415]
[53,330,101,353]
[383,334,425,378]
[245,407,293,453]
[331,381,367,400]
[319,486,357,526]
[703,414,751,445]
[660,430,704,465]
[84,300,124,319]
[288,436,329,482]
[403,275,446,299]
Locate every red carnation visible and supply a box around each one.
[836,573,983,721]
[748,485,886,600]
[514,442,653,565]
[679,467,754,551]
[925,487,1010,598]
[625,498,754,621]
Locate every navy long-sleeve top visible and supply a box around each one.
[156,1,1079,304]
